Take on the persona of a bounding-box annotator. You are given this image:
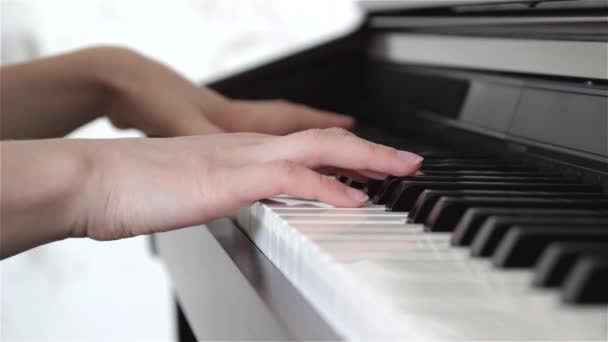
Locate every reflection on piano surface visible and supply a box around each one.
[156,0,608,340]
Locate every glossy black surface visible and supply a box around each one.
[451,208,606,246]
[409,190,605,223]
[471,218,608,257]
[533,242,608,288]
[425,198,608,232]
[562,255,608,304]
[492,226,608,268]
[388,182,601,212]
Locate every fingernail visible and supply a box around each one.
[346,187,369,202]
[397,151,424,164]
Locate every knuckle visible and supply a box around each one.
[363,143,393,167]
[364,141,382,156]
[268,160,302,194]
[298,128,328,141]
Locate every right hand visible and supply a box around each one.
[1,128,422,258]
[74,128,423,240]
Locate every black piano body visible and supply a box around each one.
[154,1,608,340]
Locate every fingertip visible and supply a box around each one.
[329,184,369,208]
[323,176,368,208]
[397,150,423,164]
[396,150,424,175]
[316,110,354,129]
[345,187,369,203]
[406,161,423,175]
[334,115,355,130]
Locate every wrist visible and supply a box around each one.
[85,46,139,83]
[0,140,92,257]
[78,46,145,111]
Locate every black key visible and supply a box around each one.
[420,158,498,164]
[425,197,608,232]
[492,226,608,268]
[349,180,367,190]
[562,255,608,304]
[376,174,583,205]
[471,217,608,257]
[533,242,608,287]
[337,175,349,183]
[336,176,367,189]
[421,170,546,177]
[386,144,437,152]
[367,178,397,204]
[418,151,488,159]
[409,190,605,223]
[372,177,404,204]
[387,182,599,211]
[420,161,519,167]
[366,179,384,197]
[421,163,534,172]
[451,208,606,246]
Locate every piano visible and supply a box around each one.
[154,0,608,340]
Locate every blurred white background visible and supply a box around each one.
[0,0,360,340]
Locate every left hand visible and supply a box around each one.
[95,47,354,136]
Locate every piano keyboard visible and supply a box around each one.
[236,151,608,341]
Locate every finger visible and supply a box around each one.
[108,115,133,130]
[261,129,423,177]
[167,109,225,136]
[318,167,388,182]
[314,130,387,180]
[319,167,369,182]
[287,102,355,131]
[227,161,370,208]
[315,130,389,181]
[359,170,389,180]
[151,101,225,136]
[323,127,356,136]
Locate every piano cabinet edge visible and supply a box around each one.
[153,219,341,341]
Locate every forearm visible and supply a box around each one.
[0,140,88,258]
[0,47,122,139]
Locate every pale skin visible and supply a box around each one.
[0,47,423,259]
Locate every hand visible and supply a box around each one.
[76,128,421,240]
[97,47,354,136]
[1,47,353,140]
[0,128,423,258]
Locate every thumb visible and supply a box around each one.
[291,104,355,131]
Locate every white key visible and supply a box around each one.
[235,197,608,341]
